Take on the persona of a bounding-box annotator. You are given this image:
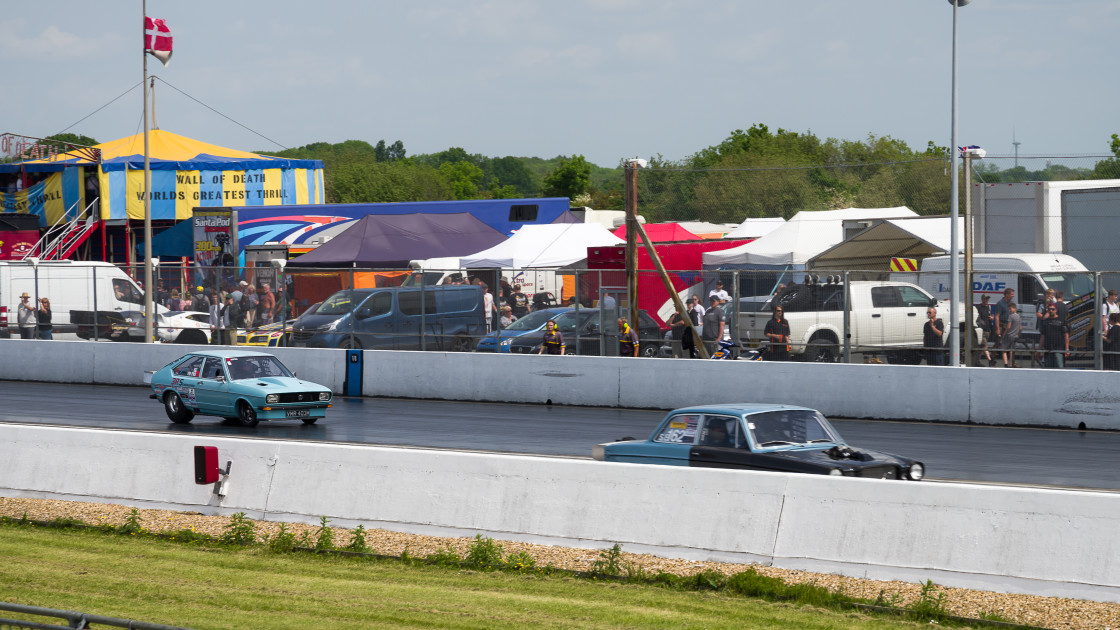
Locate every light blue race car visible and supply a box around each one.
[147,349,332,427]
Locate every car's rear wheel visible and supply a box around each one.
[452,335,473,352]
[301,417,318,425]
[639,342,659,358]
[339,338,362,350]
[176,329,207,345]
[237,400,260,428]
[164,392,194,424]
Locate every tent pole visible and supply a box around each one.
[142,0,155,343]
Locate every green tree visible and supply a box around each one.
[438,161,485,200]
[487,156,537,197]
[540,154,592,200]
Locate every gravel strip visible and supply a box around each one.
[1,497,1115,629]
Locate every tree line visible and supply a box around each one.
[26,129,1120,224]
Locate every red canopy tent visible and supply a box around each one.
[611,222,700,243]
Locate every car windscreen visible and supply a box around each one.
[224,356,293,380]
[313,291,359,315]
[552,310,596,333]
[1040,273,1093,300]
[745,409,842,447]
[505,310,557,331]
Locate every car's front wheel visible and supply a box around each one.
[164,392,194,424]
[237,400,260,428]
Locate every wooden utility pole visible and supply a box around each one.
[624,160,639,327]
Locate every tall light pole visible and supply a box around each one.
[947,0,971,366]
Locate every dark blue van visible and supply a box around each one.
[290,286,486,351]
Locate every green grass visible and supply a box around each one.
[0,523,1006,630]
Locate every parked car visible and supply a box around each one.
[593,403,924,480]
[475,307,570,352]
[507,308,665,357]
[145,350,332,427]
[290,286,485,351]
[77,310,212,344]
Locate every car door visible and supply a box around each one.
[897,285,936,346]
[354,291,394,349]
[689,414,803,472]
[169,355,205,408]
[194,357,232,415]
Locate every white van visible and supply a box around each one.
[0,260,164,339]
[898,253,1093,335]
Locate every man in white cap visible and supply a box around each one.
[17,292,37,339]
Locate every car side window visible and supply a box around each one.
[699,415,742,448]
[200,357,223,380]
[871,286,901,308]
[898,286,933,308]
[653,414,700,444]
[359,292,393,318]
[173,356,204,377]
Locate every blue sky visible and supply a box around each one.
[3,0,1117,166]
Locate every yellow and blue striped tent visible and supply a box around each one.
[3,129,324,222]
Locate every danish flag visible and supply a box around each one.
[144,17,173,66]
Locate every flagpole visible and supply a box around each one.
[142,0,155,343]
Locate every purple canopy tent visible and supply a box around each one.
[287,212,507,268]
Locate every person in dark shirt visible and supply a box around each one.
[1037,302,1070,368]
[764,306,791,361]
[538,320,565,355]
[617,317,639,357]
[923,307,946,366]
[975,294,994,366]
[1105,313,1120,371]
[509,285,530,318]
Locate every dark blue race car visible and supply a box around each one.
[594,403,924,480]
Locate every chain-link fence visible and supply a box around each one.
[633,154,1118,224]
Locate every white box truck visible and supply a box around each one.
[0,260,163,339]
[899,253,1092,338]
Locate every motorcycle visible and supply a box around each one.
[709,338,762,361]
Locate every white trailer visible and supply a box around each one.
[972,179,1120,274]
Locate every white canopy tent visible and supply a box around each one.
[723,217,787,239]
[702,207,918,269]
[461,223,624,269]
[807,216,962,270]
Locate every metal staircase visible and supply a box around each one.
[24,198,99,261]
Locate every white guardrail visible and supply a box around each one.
[0,339,1118,429]
[0,423,1118,602]
[2,339,1120,602]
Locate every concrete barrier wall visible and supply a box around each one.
[2,339,1119,428]
[2,423,1117,602]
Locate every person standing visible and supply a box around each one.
[976,294,994,365]
[764,306,791,361]
[221,295,241,345]
[499,306,515,329]
[923,307,946,366]
[538,320,565,355]
[991,287,1015,352]
[17,292,36,339]
[257,283,276,325]
[1036,288,1056,331]
[681,298,700,358]
[1037,302,1070,368]
[243,284,259,327]
[509,285,530,318]
[1054,290,1069,322]
[701,295,726,357]
[36,297,53,340]
[208,293,222,345]
[1102,289,1119,337]
[1104,313,1120,371]
[999,303,1021,367]
[481,282,497,333]
[668,308,688,358]
[708,280,730,305]
[616,317,639,357]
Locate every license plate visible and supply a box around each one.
[285,409,311,418]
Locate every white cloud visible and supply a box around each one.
[0,20,121,61]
